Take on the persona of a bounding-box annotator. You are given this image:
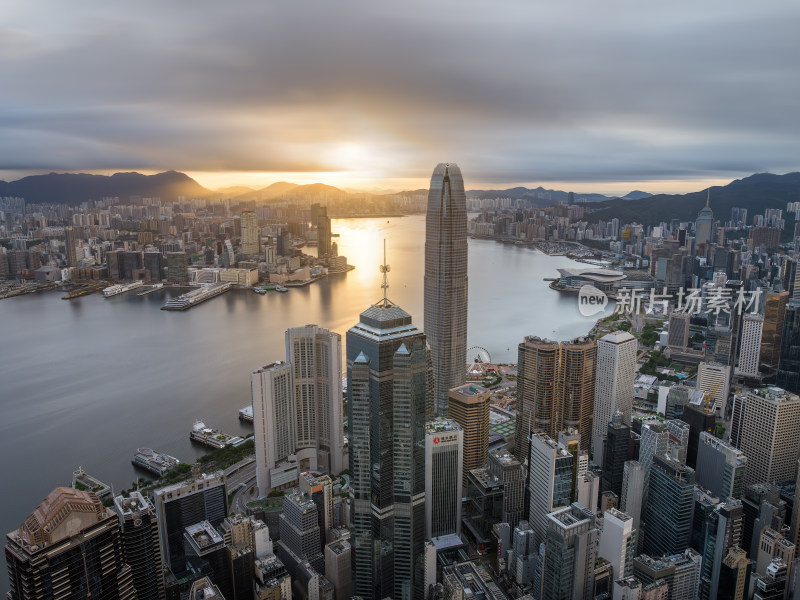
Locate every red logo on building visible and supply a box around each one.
[433,437,440,444]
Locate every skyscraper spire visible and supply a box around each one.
[375,239,394,308]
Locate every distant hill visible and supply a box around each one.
[0,171,212,206]
[464,186,651,206]
[585,172,800,226]
[213,185,256,198]
[622,190,652,200]
[234,181,301,201]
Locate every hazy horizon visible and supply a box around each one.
[2,1,799,195]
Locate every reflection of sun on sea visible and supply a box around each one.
[333,220,386,288]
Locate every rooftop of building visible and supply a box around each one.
[113,491,152,516]
[489,448,521,467]
[154,471,225,497]
[605,507,632,522]
[599,331,637,344]
[449,383,489,398]
[185,521,223,550]
[326,539,351,555]
[749,386,800,403]
[426,418,463,434]
[10,487,109,550]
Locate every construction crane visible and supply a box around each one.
[704,380,724,414]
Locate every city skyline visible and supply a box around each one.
[2,1,799,193]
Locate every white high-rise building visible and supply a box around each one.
[285,325,344,475]
[424,418,463,539]
[598,508,636,580]
[737,313,764,378]
[736,387,800,487]
[528,431,574,548]
[592,331,638,461]
[252,325,344,496]
[696,362,731,416]
[252,361,297,495]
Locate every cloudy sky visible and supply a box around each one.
[1,0,798,194]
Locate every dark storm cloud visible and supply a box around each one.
[1,0,798,184]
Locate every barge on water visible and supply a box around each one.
[132,447,181,476]
[104,280,144,297]
[161,282,232,311]
[190,421,244,449]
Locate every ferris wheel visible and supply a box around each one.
[467,346,492,364]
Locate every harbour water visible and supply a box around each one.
[0,215,610,592]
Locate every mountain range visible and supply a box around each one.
[1,170,797,227]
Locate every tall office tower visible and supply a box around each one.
[695,432,747,500]
[593,331,638,458]
[516,336,597,459]
[299,472,334,545]
[143,250,162,281]
[560,337,597,451]
[286,325,344,475]
[113,492,167,600]
[760,291,789,371]
[241,210,260,255]
[528,431,574,548]
[325,540,352,600]
[516,337,559,463]
[277,492,324,574]
[424,418,464,539]
[183,521,233,599]
[643,455,696,557]
[633,549,703,600]
[716,547,750,600]
[696,193,714,246]
[734,387,800,487]
[252,361,298,495]
[638,423,668,488]
[219,515,256,600]
[166,251,189,283]
[737,313,764,378]
[347,275,430,600]
[666,419,690,464]
[668,311,691,350]
[5,488,135,600]
[448,383,490,481]
[740,484,786,561]
[315,205,332,258]
[509,521,537,586]
[106,248,124,279]
[64,225,78,267]
[602,413,633,499]
[696,362,731,416]
[424,162,468,416]
[153,472,227,573]
[777,301,800,393]
[597,508,636,580]
[699,499,743,600]
[487,448,525,529]
[621,461,645,533]
[541,503,598,600]
[681,403,716,469]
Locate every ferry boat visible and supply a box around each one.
[190,421,244,449]
[132,448,181,476]
[253,287,267,295]
[274,285,288,293]
[104,280,144,297]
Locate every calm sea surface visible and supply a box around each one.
[0,215,610,592]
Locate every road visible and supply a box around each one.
[224,457,257,515]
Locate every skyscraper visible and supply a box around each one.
[777,301,800,393]
[424,162,468,416]
[593,331,637,459]
[696,362,731,416]
[6,487,135,600]
[424,418,463,539]
[541,503,598,600]
[447,383,490,481]
[695,432,747,501]
[241,210,260,255]
[347,257,430,600]
[64,225,78,268]
[597,507,636,581]
[737,313,764,378]
[285,325,344,475]
[528,430,575,547]
[696,193,714,247]
[113,492,167,600]
[760,291,789,371]
[602,413,633,499]
[734,387,800,487]
[516,336,597,462]
[252,361,298,495]
[642,455,696,557]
